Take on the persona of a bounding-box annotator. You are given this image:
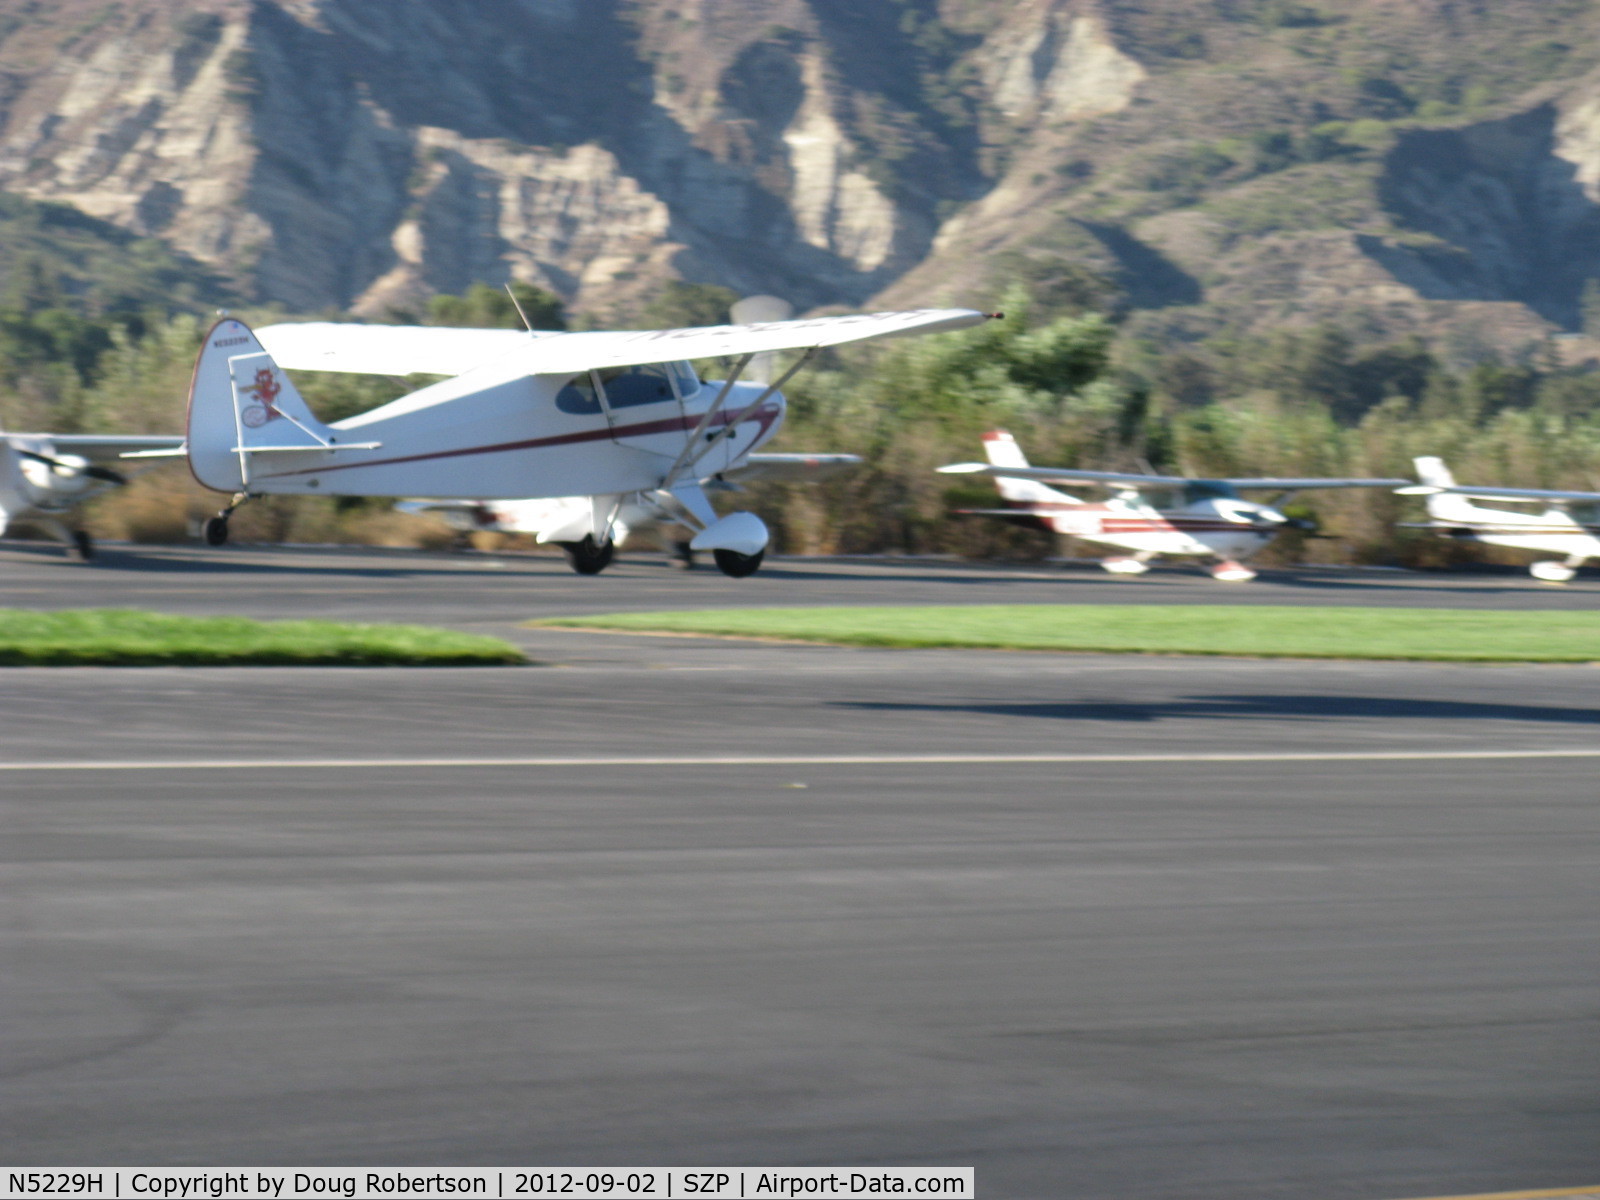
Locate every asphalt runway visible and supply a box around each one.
[2,542,1598,1198]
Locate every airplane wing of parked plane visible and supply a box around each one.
[940,463,1409,490]
[1397,481,1600,502]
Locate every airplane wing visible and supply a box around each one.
[723,453,863,482]
[256,324,547,377]
[1396,482,1600,503]
[939,463,1190,486]
[1223,476,1411,489]
[940,463,1408,489]
[259,309,992,379]
[11,433,187,462]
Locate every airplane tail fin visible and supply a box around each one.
[187,318,338,493]
[1412,456,1477,522]
[982,430,1078,506]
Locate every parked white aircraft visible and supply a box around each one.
[1,429,184,558]
[188,309,988,577]
[1398,456,1600,582]
[940,430,1406,581]
[396,452,862,572]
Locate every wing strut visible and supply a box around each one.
[659,354,753,487]
[662,349,815,489]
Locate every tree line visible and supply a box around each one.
[3,266,1598,567]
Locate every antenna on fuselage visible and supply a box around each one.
[505,282,535,333]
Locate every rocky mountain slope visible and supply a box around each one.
[4,0,1600,353]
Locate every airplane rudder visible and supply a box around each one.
[982,429,1029,468]
[1413,456,1456,488]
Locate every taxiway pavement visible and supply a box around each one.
[2,543,1597,1199]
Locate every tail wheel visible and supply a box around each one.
[713,548,765,578]
[559,535,614,575]
[203,516,230,546]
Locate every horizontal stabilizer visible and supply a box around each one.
[725,452,863,482]
[228,441,382,454]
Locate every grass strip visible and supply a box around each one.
[0,608,525,666]
[535,604,1600,662]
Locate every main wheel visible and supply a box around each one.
[668,541,696,570]
[713,547,765,578]
[559,535,615,575]
[203,515,230,546]
[70,530,94,561]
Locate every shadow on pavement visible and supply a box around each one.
[836,694,1600,725]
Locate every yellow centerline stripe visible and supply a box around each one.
[1393,1188,1600,1200]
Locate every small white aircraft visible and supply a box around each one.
[1398,456,1600,583]
[188,308,987,577]
[395,452,862,572]
[940,430,1407,581]
[1,428,184,559]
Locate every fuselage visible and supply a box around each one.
[1428,498,1600,560]
[1010,492,1279,560]
[188,320,786,499]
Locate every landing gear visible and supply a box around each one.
[202,492,250,547]
[203,515,231,546]
[559,535,615,575]
[668,540,696,570]
[1100,556,1151,575]
[69,530,94,561]
[713,547,765,578]
[1209,559,1257,582]
[1530,559,1580,584]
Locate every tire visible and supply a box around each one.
[559,535,614,575]
[70,530,94,561]
[713,547,764,578]
[203,516,230,546]
[668,541,696,570]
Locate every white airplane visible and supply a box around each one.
[1398,456,1600,583]
[939,430,1407,581]
[1,428,184,559]
[395,451,862,572]
[188,308,988,577]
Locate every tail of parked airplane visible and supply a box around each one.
[187,318,343,493]
[1412,456,1478,522]
[983,431,1080,507]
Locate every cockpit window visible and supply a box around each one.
[555,362,698,414]
[1183,480,1240,505]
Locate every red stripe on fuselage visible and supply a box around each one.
[255,404,781,480]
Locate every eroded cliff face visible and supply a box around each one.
[4,0,1600,350]
[0,0,1003,316]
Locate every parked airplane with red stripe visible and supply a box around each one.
[940,431,1406,581]
[184,307,990,577]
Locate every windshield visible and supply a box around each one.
[555,362,700,414]
[1183,480,1241,505]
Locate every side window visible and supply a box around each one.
[670,361,701,399]
[601,364,677,409]
[555,374,601,415]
